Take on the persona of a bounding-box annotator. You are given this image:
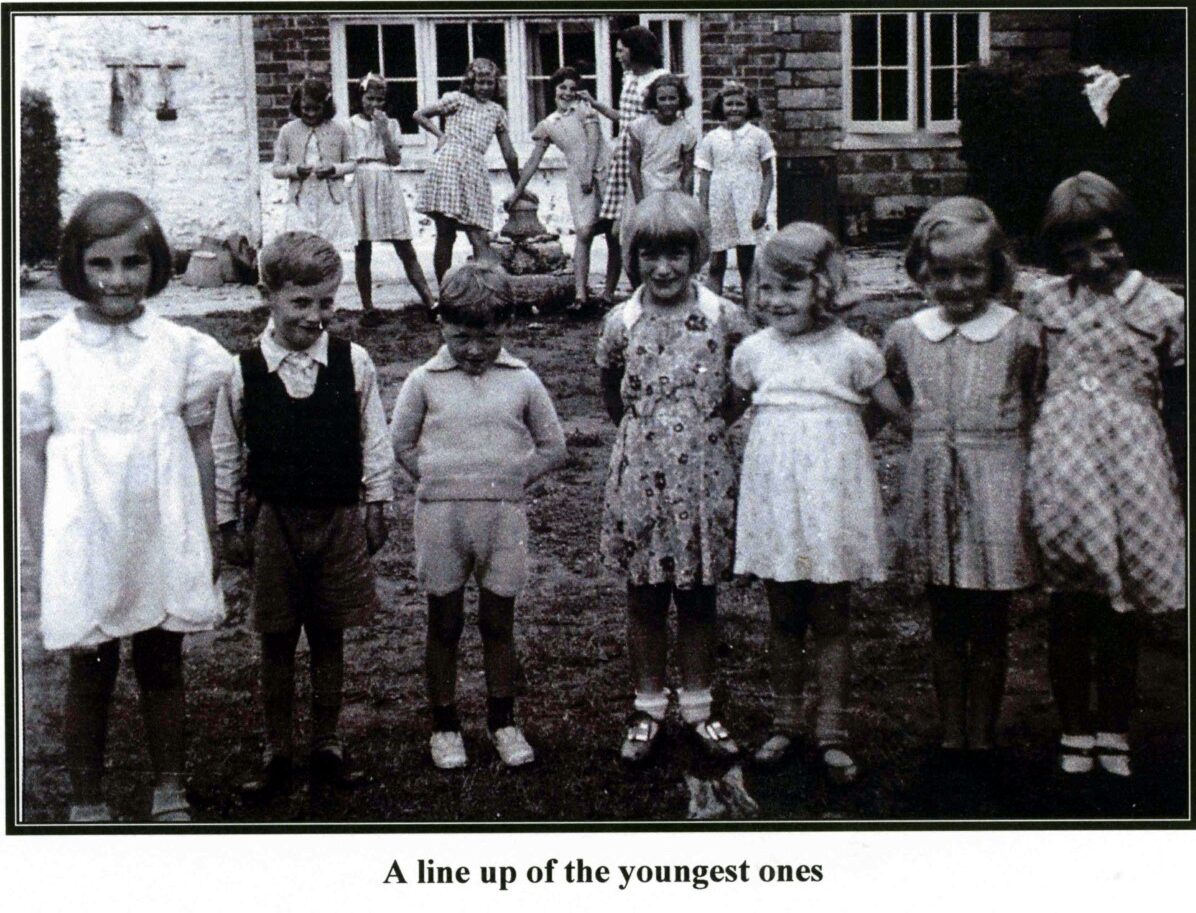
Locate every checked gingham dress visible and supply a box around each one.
[416,91,508,231]
[1025,271,1185,614]
[597,67,669,228]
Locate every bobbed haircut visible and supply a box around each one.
[1039,171,1137,273]
[710,82,762,120]
[622,192,711,287]
[642,74,693,112]
[756,221,850,316]
[905,196,1015,297]
[58,190,172,302]
[459,58,504,100]
[258,231,343,292]
[437,260,514,328]
[290,78,336,120]
[550,66,583,89]
[617,26,663,69]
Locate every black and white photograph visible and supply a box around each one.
[4,0,1189,859]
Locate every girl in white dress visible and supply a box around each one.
[697,82,775,297]
[348,73,436,322]
[20,192,232,823]
[729,223,905,783]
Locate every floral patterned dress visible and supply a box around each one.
[596,284,753,587]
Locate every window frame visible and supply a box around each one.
[639,12,703,135]
[923,11,991,133]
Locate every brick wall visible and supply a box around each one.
[698,12,778,130]
[989,11,1075,64]
[252,14,332,161]
[771,13,842,156]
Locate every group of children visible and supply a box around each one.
[274,27,775,319]
[19,32,1184,821]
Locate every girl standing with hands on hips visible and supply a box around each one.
[1026,172,1186,779]
[348,73,437,322]
[20,192,232,822]
[273,79,354,246]
[730,223,902,783]
[596,193,754,764]
[414,58,523,284]
[884,199,1039,764]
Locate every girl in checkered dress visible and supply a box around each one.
[1025,172,1185,778]
[413,59,523,284]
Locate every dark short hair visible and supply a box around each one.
[550,67,583,89]
[1039,171,1137,273]
[617,26,662,69]
[258,231,343,291]
[459,58,504,100]
[58,191,172,302]
[437,260,514,327]
[710,82,762,120]
[622,192,711,287]
[905,196,1015,297]
[642,74,693,112]
[289,78,336,120]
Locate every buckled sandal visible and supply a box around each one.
[620,711,662,765]
[692,719,740,759]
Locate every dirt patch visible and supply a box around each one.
[17,302,1188,824]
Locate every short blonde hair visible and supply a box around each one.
[755,221,849,317]
[904,196,1014,297]
[622,192,711,287]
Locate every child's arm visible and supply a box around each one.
[577,90,617,123]
[352,348,392,556]
[211,376,253,567]
[187,420,221,580]
[19,429,49,568]
[523,375,568,485]
[378,114,403,166]
[582,112,601,194]
[495,125,522,187]
[271,125,306,180]
[390,372,428,483]
[330,126,356,178]
[722,383,753,427]
[867,377,910,438]
[679,142,695,196]
[697,170,711,213]
[600,366,625,425]
[628,129,644,204]
[505,137,550,209]
[413,100,448,146]
[754,158,774,230]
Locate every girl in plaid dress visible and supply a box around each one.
[413,59,523,284]
[1026,172,1185,778]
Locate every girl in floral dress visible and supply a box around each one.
[1026,172,1185,779]
[596,192,754,764]
[414,58,523,283]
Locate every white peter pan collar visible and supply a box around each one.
[69,306,155,346]
[911,303,1017,343]
[621,283,724,330]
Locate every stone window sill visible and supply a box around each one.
[835,132,963,152]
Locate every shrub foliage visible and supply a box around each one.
[20,88,63,266]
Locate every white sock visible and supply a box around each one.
[677,688,713,725]
[634,691,668,722]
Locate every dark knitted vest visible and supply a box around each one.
[241,336,362,507]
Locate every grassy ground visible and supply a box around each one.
[16,287,1189,825]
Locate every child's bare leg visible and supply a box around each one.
[675,584,718,724]
[392,239,436,309]
[763,580,809,736]
[707,250,727,295]
[432,216,457,285]
[354,241,375,311]
[601,223,621,300]
[928,586,968,750]
[65,640,120,806]
[426,589,466,725]
[626,582,671,718]
[965,592,1010,751]
[808,583,851,748]
[573,223,595,301]
[736,245,756,303]
[478,589,517,729]
[132,627,186,787]
[306,623,345,754]
[259,626,303,761]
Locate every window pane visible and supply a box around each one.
[526,22,561,78]
[929,14,953,65]
[930,68,954,121]
[851,14,878,67]
[880,14,908,65]
[669,20,685,72]
[880,68,908,120]
[346,24,379,79]
[472,21,506,67]
[562,22,596,74]
[347,82,363,117]
[437,78,459,99]
[382,24,416,78]
[388,81,420,134]
[528,79,551,126]
[958,14,980,64]
[436,23,469,78]
[851,70,879,121]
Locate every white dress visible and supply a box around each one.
[731,324,888,583]
[20,309,233,650]
[695,123,776,251]
[347,114,413,241]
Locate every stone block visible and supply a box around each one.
[791,14,841,32]
[783,51,840,70]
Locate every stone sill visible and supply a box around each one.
[835,132,963,152]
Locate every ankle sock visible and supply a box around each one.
[677,688,714,726]
[431,704,461,733]
[634,691,668,722]
[486,696,515,732]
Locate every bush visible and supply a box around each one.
[958,60,1184,272]
[20,88,62,266]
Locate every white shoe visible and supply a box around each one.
[1059,734,1095,774]
[430,730,467,770]
[1095,732,1132,777]
[489,725,535,767]
[68,802,113,823]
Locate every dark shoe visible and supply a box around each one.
[310,747,366,789]
[239,754,293,802]
[620,711,662,765]
[359,308,386,327]
[690,719,740,759]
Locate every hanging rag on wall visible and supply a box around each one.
[108,67,125,134]
[1080,65,1130,127]
[156,64,177,121]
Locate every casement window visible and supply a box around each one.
[330,14,701,161]
[842,12,989,134]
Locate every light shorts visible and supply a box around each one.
[413,499,529,598]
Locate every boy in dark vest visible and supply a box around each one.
[212,231,392,798]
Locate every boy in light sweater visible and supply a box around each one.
[391,261,567,769]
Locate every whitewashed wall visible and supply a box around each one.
[16,15,261,249]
